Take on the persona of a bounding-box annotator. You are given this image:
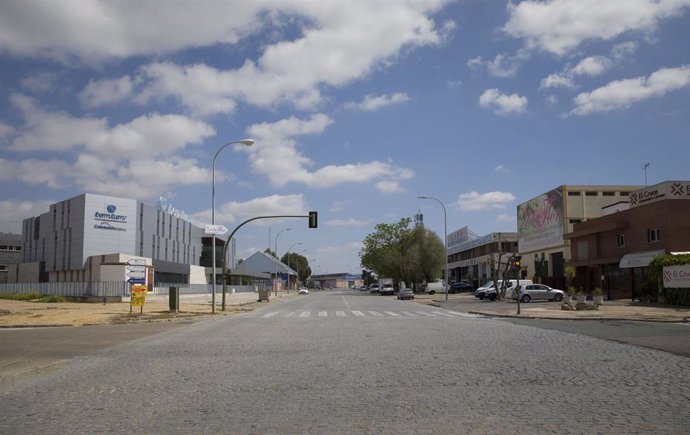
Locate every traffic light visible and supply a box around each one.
[513,255,522,269]
[308,211,318,228]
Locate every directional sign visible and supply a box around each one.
[205,224,228,235]
[128,278,145,284]
[126,265,146,273]
[127,259,146,266]
[127,270,146,280]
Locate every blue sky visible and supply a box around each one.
[1,0,689,274]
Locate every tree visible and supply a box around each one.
[264,248,277,258]
[281,252,311,284]
[359,218,444,287]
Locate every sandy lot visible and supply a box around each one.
[0,293,271,327]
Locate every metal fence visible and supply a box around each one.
[0,281,260,297]
[0,281,130,297]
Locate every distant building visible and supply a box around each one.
[0,232,22,284]
[10,193,211,285]
[310,273,363,289]
[517,185,641,288]
[235,251,297,290]
[564,181,690,299]
[447,227,517,287]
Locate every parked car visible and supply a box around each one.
[360,285,368,291]
[449,282,474,293]
[298,287,309,295]
[397,288,414,300]
[369,283,380,293]
[485,279,533,301]
[380,283,395,296]
[512,284,564,303]
[475,281,497,299]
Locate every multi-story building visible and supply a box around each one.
[447,227,518,288]
[517,185,641,288]
[12,193,208,284]
[564,181,690,299]
[0,232,22,284]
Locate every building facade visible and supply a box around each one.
[447,229,518,288]
[564,181,690,299]
[0,232,22,284]
[14,193,206,284]
[517,185,641,288]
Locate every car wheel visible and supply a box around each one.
[521,294,531,303]
[554,294,563,302]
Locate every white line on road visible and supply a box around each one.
[431,311,454,317]
[299,312,310,318]
[263,312,280,318]
[445,310,480,318]
[318,311,328,317]
[384,311,401,317]
[336,311,346,317]
[400,311,418,317]
[415,311,436,317]
[368,311,384,317]
[285,312,295,317]
[352,311,365,317]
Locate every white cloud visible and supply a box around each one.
[329,200,348,213]
[467,52,526,78]
[540,73,576,89]
[344,92,410,111]
[496,213,515,223]
[0,158,72,188]
[447,79,462,88]
[503,0,690,56]
[244,114,414,189]
[21,72,59,93]
[79,76,135,107]
[0,199,56,222]
[494,165,509,173]
[455,191,516,211]
[325,218,372,227]
[571,65,690,115]
[572,56,612,77]
[375,180,405,193]
[0,122,15,138]
[193,194,308,226]
[10,94,215,158]
[612,41,639,61]
[317,242,362,254]
[478,89,528,115]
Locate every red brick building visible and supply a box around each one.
[564,181,690,300]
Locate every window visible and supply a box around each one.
[569,219,582,224]
[585,191,598,196]
[617,234,626,247]
[620,192,629,196]
[568,191,581,196]
[648,228,661,242]
[603,191,615,196]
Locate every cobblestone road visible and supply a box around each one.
[1,289,688,433]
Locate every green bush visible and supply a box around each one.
[661,288,690,306]
[38,295,66,303]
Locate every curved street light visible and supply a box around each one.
[419,195,449,301]
[274,228,291,296]
[211,138,254,314]
[286,242,303,292]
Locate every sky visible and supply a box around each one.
[1,0,689,275]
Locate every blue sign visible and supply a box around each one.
[128,278,145,284]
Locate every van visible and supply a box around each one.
[485,279,533,301]
[425,280,447,295]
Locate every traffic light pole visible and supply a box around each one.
[514,254,522,315]
[220,212,317,311]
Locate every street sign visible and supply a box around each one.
[127,270,146,280]
[126,265,146,273]
[204,224,228,235]
[127,259,146,266]
[128,278,145,284]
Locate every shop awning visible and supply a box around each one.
[618,250,665,268]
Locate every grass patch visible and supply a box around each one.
[0,291,43,301]
[0,292,67,303]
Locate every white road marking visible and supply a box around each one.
[415,311,436,317]
[431,311,454,317]
[445,310,481,318]
[263,312,280,318]
[336,311,346,317]
[285,311,295,317]
[400,311,418,317]
[384,311,401,317]
[318,311,328,317]
[352,311,365,317]
[299,311,310,318]
[368,311,384,317]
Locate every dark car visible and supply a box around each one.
[448,282,474,294]
[397,288,415,300]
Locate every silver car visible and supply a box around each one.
[512,284,564,303]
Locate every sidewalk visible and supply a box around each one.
[417,293,690,322]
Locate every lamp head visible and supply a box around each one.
[238,139,255,146]
[418,195,428,199]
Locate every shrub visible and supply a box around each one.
[567,286,577,296]
[661,288,690,306]
[0,291,42,301]
[593,287,603,296]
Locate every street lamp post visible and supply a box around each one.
[211,138,254,314]
[419,195,449,301]
[274,228,291,296]
[286,242,303,292]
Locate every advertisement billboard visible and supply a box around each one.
[518,187,564,252]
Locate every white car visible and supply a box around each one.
[298,287,309,295]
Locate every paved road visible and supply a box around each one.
[1,289,688,433]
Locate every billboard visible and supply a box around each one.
[518,187,564,252]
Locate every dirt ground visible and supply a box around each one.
[0,293,268,327]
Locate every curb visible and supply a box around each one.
[466,311,690,323]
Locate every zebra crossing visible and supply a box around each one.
[256,309,480,319]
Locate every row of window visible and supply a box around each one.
[567,191,629,197]
[616,228,661,247]
[0,245,21,251]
